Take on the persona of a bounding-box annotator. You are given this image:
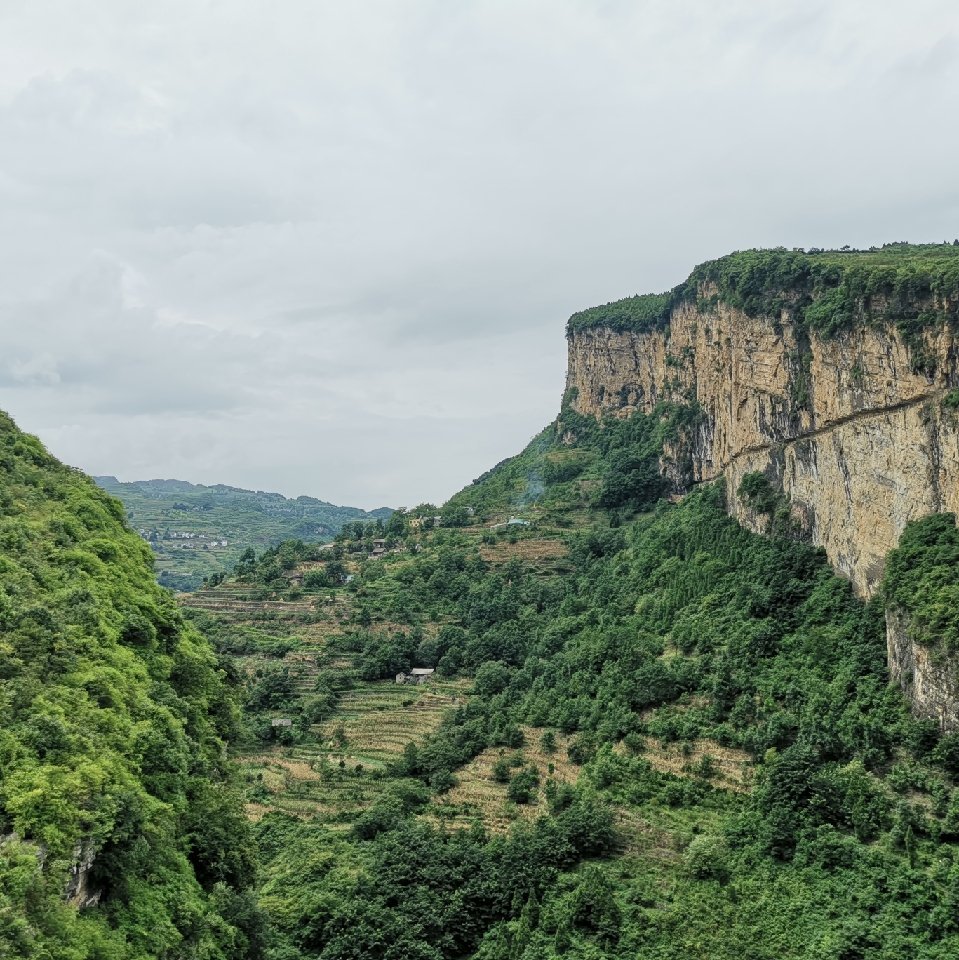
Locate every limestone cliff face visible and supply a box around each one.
[566,296,959,723]
[887,610,959,732]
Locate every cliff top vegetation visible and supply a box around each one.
[567,241,959,339]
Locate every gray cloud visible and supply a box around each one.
[1,0,958,507]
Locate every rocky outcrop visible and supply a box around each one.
[566,294,959,722]
[1,833,102,909]
[886,609,959,732]
[65,840,101,909]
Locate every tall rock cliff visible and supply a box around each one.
[564,245,959,727]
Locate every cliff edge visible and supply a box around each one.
[564,243,959,726]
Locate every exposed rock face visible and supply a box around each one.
[1,833,101,909]
[65,841,101,909]
[567,300,959,597]
[566,297,959,722]
[887,610,959,732]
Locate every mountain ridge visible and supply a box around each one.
[95,475,394,513]
[94,475,393,590]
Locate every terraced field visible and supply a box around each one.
[179,576,470,824]
[183,552,750,834]
[427,725,581,833]
[636,737,754,793]
[185,586,324,619]
[314,680,467,762]
[424,729,754,836]
[241,678,469,823]
[478,537,571,571]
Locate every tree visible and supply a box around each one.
[569,865,621,944]
[507,767,539,805]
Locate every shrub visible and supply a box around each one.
[507,767,540,804]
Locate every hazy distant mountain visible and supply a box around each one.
[95,475,392,590]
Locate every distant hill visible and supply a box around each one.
[94,476,392,591]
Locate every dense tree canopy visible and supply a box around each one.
[0,412,259,958]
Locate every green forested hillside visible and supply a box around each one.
[94,476,392,592]
[183,401,959,959]
[0,413,260,959]
[445,396,697,522]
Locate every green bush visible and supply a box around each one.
[507,767,540,804]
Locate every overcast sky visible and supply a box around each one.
[1,1,958,508]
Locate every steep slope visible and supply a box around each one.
[95,476,392,591]
[0,414,260,958]
[563,243,959,726]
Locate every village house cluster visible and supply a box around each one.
[137,529,230,549]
